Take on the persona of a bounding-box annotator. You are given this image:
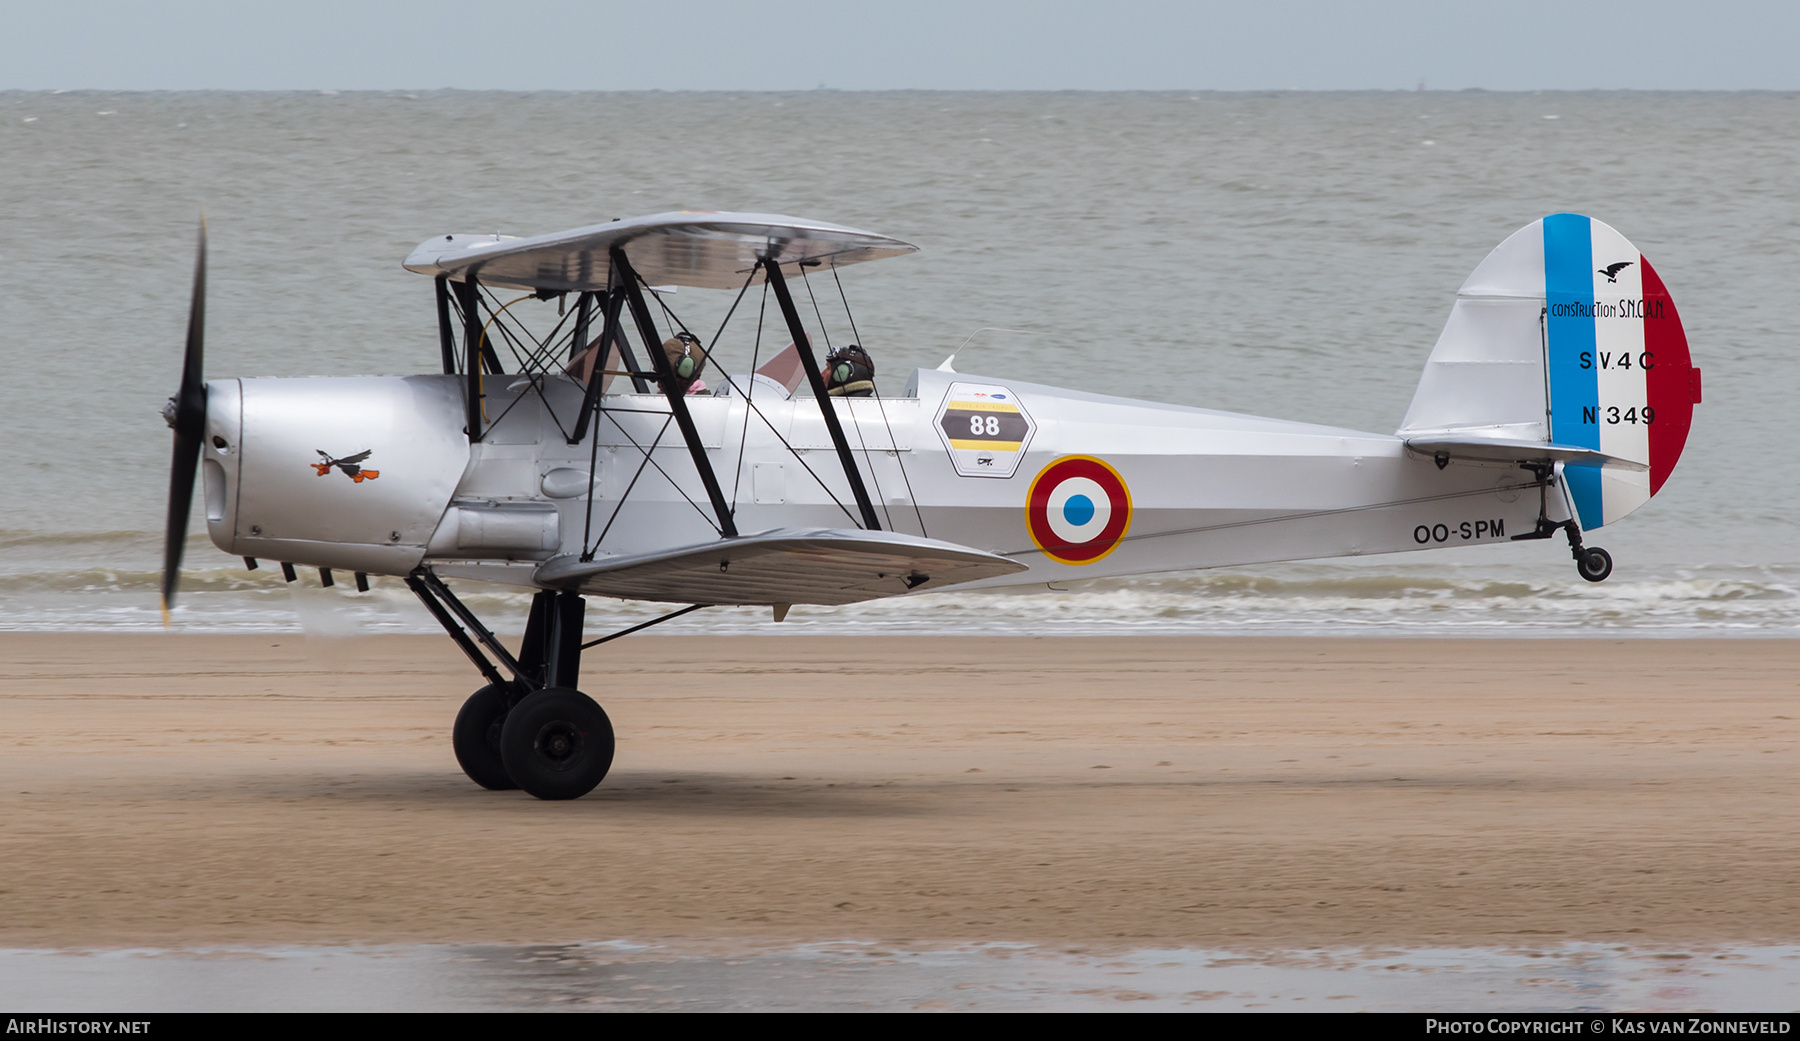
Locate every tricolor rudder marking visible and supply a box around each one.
[1542,214,1695,530]
[1640,256,1696,497]
[1025,456,1132,565]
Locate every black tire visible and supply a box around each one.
[453,682,519,791]
[1578,546,1614,583]
[500,687,615,800]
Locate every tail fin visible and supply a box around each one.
[1398,215,1699,529]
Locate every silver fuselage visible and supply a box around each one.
[198,366,1562,601]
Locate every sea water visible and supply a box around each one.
[1,90,1794,636]
[3,942,1796,1012]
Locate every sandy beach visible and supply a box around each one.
[0,633,1795,951]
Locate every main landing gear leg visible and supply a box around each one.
[409,572,614,800]
[499,590,615,801]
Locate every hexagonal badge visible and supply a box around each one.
[934,382,1035,479]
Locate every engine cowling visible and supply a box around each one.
[203,375,471,574]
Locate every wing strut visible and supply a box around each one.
[569,282,623,444]
[760,256,882,531]
[452,277,493,441]
[434,275,456,375]
[568,288,592,364]
[612,247,739,538]
[450,275,513,442]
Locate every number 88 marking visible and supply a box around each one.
[970,415,1000,436]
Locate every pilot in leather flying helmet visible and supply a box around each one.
[824,343,875,397]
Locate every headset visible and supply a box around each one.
[826,344,874,389]
[668,332,704,381]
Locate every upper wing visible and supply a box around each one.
[534,528,1027,606]
[403,211,918,293]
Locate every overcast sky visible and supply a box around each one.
[2,0,1796,92]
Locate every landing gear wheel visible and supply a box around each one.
[500,687,614,800]
[1577,546,1614,583]
[453,682,520,790]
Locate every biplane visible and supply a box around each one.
[160,211,1700,799]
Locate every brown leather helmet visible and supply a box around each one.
[662,332,707,383]
[825,344,875,394]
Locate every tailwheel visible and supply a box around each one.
[500,687,615,800]
[453,682,520,791]
[1577,546,1614,583]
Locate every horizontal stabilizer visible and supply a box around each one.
[1403,434,1646,472]
[535,528,1027,606]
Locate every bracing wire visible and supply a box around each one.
[586,413,678,558]
[640,270,861,528]
[831,265,863,347]
[804,268,890,531]
[834,264,927,536]
[590,409,722,547]
[728,280,770,511]
[800,268,833,354]
[474,286,580,439]
[643,266,762,522]
[644,266,753,363]
[468,290,533,423]
[578,266,867,532]
[492,287,580,374]
[708,272,757,352]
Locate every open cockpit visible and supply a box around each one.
[402,211,948,576]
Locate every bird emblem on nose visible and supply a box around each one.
[313,449,380,482]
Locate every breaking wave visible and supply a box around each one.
[2,557,1796,637]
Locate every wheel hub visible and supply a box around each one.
[534,720,585,769]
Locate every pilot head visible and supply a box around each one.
[825,344,875,397]
[661,332,708,388]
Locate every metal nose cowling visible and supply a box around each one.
[159,213,469,616]
[228,374,471,575]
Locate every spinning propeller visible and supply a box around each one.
[160,216,207,624]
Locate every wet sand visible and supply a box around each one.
[0,633,1796,951]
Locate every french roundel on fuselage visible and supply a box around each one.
[1025,456,1133,565]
